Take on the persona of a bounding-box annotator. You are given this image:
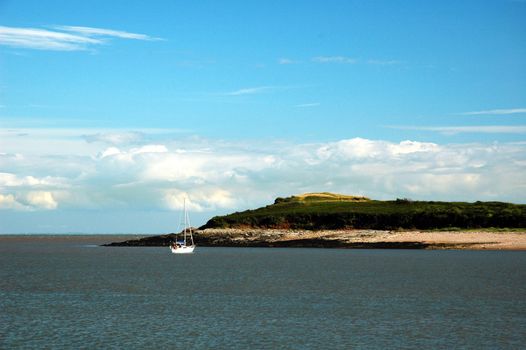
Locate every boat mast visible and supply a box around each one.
[186,203,194,246]
[183,198,187,245]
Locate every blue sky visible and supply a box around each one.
[1,0,525,233]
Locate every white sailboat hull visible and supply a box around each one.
[170,245,195,254]
[170,198,196,254]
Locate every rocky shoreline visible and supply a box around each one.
[103,228,526,250]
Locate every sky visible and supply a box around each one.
[0,0,525,233]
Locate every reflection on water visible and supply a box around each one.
[1,235,525,348]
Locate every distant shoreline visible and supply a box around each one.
[103,229,526,250]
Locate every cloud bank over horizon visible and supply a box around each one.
[1,129,525,222]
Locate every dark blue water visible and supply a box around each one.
[1,235,525,349]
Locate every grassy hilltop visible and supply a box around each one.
[202,192,526,230]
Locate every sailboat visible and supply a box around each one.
[170,198,196,254]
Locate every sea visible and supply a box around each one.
[1,235,525,349]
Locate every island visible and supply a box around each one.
[104,193,526,250]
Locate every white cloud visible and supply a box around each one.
[164,188,235,212]
[223,86,275,96]
[0,171,68,210]
[367,59,400,65]
[25,191,58,210]
[221,85,299,96]
[312,56,357,64]
[100,147,121,159]
[0,25,160,51]
[0,194,20,210]
[390,140,440,155]
[0,172,41,187]
[0,26,100,51]
[53,26,161,41]
[0,128,185,155]
[315,138,440,161]
[0,172,67,188]
[83,132,144,145]
[388,125,526,135]
[460,108,526,116]
[131,144,168,155]
[278,58,299,64]
[0,191,58,210]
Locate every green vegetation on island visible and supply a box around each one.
[202,192,526,230]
